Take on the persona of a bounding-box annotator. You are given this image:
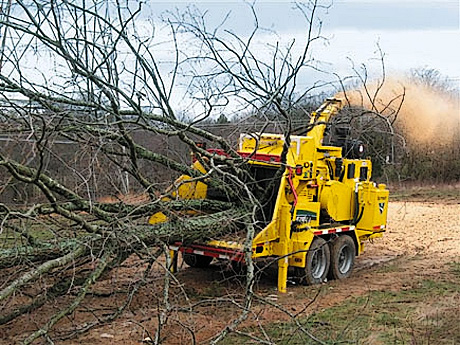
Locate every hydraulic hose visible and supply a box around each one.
[352,183,364,226]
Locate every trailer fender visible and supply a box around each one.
[289,231,315,268]
[350,229,366,255]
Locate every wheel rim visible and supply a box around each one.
[311,247,327,279]
[338,244,353,274]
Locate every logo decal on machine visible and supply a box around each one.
[296,210,317,223]
[379,202,385,214]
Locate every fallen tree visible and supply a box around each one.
[0,1,402,344]
[0,1,300,342]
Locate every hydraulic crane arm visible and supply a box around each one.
[308,98,344,146]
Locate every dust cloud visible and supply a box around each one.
[337,78,460,148]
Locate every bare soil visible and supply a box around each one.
[1,198,459,344]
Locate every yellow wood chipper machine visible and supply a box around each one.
[149,98,389,292]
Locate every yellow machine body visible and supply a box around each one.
[150,98,390,293]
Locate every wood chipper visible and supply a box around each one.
[149,98,389,292]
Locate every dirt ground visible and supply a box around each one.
[1,198,459,344]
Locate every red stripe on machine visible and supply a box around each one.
[169,242,245,262]
[238,151,281,163]
[313,226,355,236]
[373,225,385,230]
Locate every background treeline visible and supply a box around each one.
[0,69,458,205]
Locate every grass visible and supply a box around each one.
[223,262,460,345]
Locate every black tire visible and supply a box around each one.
[296,237,330,285]
[183,253,213,268]
[328,235,356,280]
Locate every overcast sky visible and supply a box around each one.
[3,0,458,116]
[150,0,460,84]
